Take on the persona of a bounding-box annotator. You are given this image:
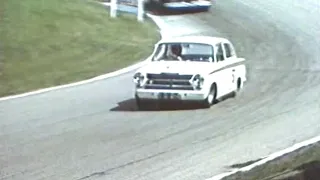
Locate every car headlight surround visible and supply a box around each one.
[133,72,145,87]
[191,74,204,90]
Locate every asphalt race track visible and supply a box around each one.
[1,0,320,180]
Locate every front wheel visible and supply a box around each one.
[135,95,155,111]
[202,83,217,108]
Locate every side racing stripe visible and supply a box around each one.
[209,59,246,74]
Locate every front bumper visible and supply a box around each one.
[135,88,207,101]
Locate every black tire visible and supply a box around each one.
[202,83,217,108]
[135,95,147,110]
[237,78,242,91]
[232,78,242,98]
[135,95,155,111]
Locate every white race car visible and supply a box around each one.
[133,35,247,110]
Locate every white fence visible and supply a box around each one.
[110,0,145,22]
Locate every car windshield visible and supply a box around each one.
[152,42,214,62]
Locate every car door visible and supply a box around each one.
[214,43,229,97]
[222,42,236,93]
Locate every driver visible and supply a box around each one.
[168,44,183,61]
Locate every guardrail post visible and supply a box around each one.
[110,0,117,18]
[137,0,144,22]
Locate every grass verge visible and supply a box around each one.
[0,0,159,97]
[223,142,320,180]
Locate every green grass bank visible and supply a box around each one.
[0,0,159,97]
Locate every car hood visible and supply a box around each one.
[137,61,213,75]
[138,61,212,74]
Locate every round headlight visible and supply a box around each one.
[133,72,144,87]
[192,74,204,90]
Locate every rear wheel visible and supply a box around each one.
[202,83,217,108]
[237,78,242,91]
[232,78,242,97]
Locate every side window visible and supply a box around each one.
[216,43,224,62]
[223,43,232,58]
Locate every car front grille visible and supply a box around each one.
[145,73,194,90]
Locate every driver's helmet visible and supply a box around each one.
[170,44,182,56]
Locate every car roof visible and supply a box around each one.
[158,35,228,45]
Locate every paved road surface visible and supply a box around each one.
[1,0,320,180]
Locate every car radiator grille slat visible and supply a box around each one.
[145,73,194,90]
